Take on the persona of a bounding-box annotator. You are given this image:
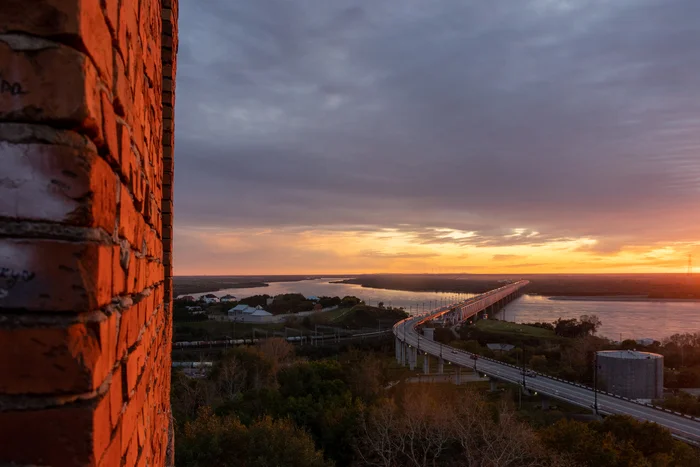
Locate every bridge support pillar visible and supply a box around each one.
[489,378,498,392]
[409,346,417,370]
[438,357,444,374]
[423,354,430,374]
[455,367,461,385]
[541,396,550,411]
[395,338,401,363]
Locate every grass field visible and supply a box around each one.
[474,319,556,339]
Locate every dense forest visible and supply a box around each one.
[172,339,699,466]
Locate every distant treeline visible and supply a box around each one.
[340,274,700,298]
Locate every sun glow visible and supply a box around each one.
[174,225,699,275]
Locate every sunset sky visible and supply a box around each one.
[173,0,700,275]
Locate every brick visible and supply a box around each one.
[137,412,146,448]
[97,431,121,467]
[0,0,114,82]
[0,239,112,312]
[100,92,119,166]
[0,393,111,467]
[118,183,144,247]
[0,140,117,232]
[116,304,142,361]
[162,197,172,213]
[0,313,116,394]
[118,126,139,189]
[113,52,131,118]
[125,339,147,394]
[102,0,120,40]
[0,40,102,137]
[126,254,148,295]
[112,244,126,297]
[93,387,113,459]
[122,434,138,467]
[163,155,173,174]
[145,259,163,289]
[121,367,148,442]
[118,0,141,71]
[109,366,124,430]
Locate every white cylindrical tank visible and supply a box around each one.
[596,350,663,400]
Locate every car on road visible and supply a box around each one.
[525,370,537,377]
[451,350,458,354]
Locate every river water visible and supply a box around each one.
[190,278,475,314]
[498,294,700,341]
[192,279,700,341]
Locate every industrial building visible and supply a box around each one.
[596,350,664,400]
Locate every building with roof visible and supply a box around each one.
[229,304,250,314]
[220,294,237,302]
[227,304,274,323]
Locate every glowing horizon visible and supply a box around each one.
[174,225,700,276]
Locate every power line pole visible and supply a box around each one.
[594,352,599,416]
[688,254,693,276]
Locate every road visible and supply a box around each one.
[394,287,700,445]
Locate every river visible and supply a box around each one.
[192,278,700,341]
[190,278,475,314]
[498,294,700,341]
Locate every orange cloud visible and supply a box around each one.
[174,225,699,275]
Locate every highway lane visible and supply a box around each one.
[394,297,700,445]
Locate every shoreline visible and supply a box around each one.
[175,277,700,303]
[547,295,700,303]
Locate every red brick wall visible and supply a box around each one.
[0,1,177,466]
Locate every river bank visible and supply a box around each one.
[174,275,350,296]
[548,295,700,302]
[336,274,700,299]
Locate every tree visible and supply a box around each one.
[339,350,387,402]
[530,355,548,372]
[257,337,295,375]
[579,315,602,335]
[171,370,217,422]
[211,347,277,399]
[554,316,601,339]
[177,406,332,467]
[541,416,700,467]
[340,296,362,307]
[356,385,565,467]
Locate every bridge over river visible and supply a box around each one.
[393,281,700,445]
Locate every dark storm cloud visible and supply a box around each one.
[174,0,700,246]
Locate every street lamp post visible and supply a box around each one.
[594,352,599,415]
